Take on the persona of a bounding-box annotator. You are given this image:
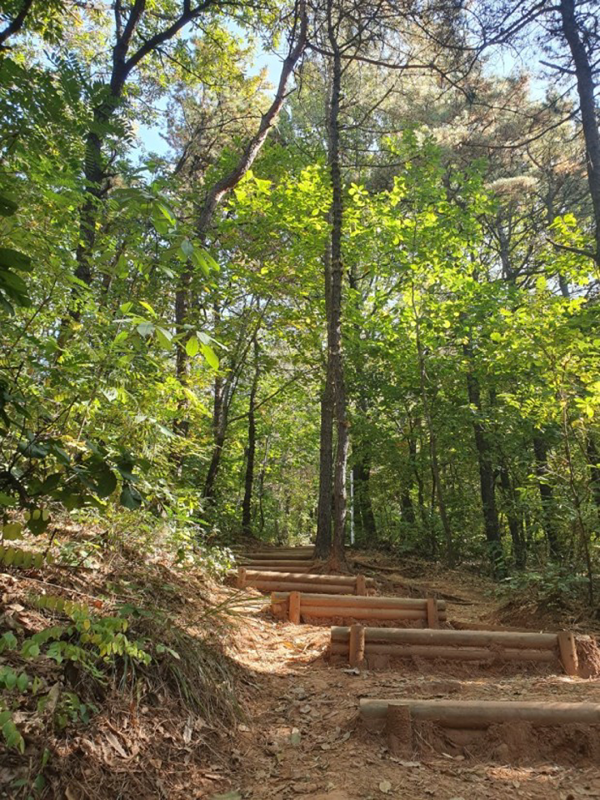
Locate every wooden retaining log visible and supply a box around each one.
[270,592,446,624]
[250,581,361,594]
[241,560,315,569]
[360,699,600,732]
[330,626,581,673]
[241,564,313,574]
[297,594,446,610]
[238,569,374,594]
[331,643,556,662]
[242,550,314,561]
[330,626,558,649]
[242,571,375,586]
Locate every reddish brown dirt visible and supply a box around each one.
[217,566,600,800]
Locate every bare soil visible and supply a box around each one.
[220,557,600,800]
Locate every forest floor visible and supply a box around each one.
[3,547,600,799]
[217,555,600,800]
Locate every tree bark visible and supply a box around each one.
[586,436,600,528]
[464,344,504,576]
[0,0,35,46]
[353,451,377,542]
[559,0,600,263]
[532,432,561,559]
[315,370,334,558]
[499,461,526,569]
[325,4,349,571]
[411,287,454,564]
[242,336,260,536]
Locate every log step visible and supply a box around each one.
[270,592,445,625]
[237,569,374,595]
[331,626,557,649]
[360,699,600,732]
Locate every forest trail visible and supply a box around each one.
[217,554,600,800]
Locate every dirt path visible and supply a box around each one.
[221,565,600,800]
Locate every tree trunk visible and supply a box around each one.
[559,0,600,263]
[532,433,561,559]
[499,462,526,569]
[586,436,600,528]
[464,346,504,576]
[315,370,334,558]
[353,451,377,542]
[257,434,271,534]
[203,373,227,503]
[242,336,260,536]
[411,288,454,564]
[325,12,348,571]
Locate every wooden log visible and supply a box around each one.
[558,630,579,676]
[355,574,367,596]
[426,598,440,629]
[271,593,446,610]
[242,560,315,568]
[386,705,413,758]
[242,551,314,561]
[244,565,313,574]
[330,626,558,650]
[288,591,301,624]
[237,567,247,589]
[330,642,557,662]
[244,571,375,586]
[249,580,357,594]
[301,607,446,621]
[349,624,365,667]
[360,699,600,732]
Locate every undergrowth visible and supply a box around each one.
[0,510,246,799]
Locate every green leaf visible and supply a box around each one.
[136,321,154,338]
[94,465,117,498]
[120,485,142,510]
[2,522,22,541]
[201,343,219,370]
[139,301,157,318]
[155,326,173,349]
[185,335,200,357]
[0,193,18,217]
[0,248,33,272]
[155,201,176,226]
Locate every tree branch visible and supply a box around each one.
[0,0,35,46]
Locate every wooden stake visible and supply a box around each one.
[349,623,365,667]
[288,591,301,624]
[237,567,247,589]
[558,630,579,676]
[426,597,440,629]
[355,574,367,596]
[386,705,413,758]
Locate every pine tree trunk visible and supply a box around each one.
[464,345,504,576]
[325,12,348,571]
[353,452,377,542]
[532,433,561,559]
[242,337,260,536]
[315,370,334,558]
[559,0,600,263]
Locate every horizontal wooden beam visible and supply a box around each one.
[331,626,557,650]
[304,607,445,621]
[242,551,314,561]
[330,642,556,662]
[271,593,445,610]
[243,570,375,587]
[250,580,358,594]
[360,699,600,732]
[242,560,316,569]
